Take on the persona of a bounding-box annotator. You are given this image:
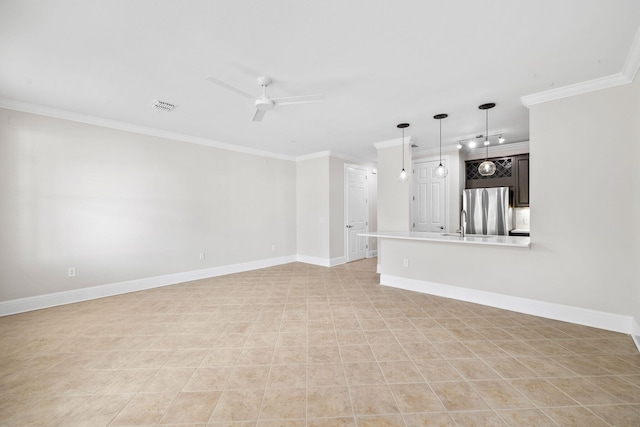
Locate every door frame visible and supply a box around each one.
[344,164,369,263]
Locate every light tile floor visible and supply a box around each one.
[1,258,639,426]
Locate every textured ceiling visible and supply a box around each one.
[1,0,639,161]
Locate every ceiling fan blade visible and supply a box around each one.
[272,94,324,106]
[205,76,254,99]
[252,109,266,122]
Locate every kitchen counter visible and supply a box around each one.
[360,231,530,248]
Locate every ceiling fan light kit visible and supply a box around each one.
[206,75,324,122]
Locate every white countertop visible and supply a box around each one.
[360,231,530,248]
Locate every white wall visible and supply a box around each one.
[377,77,637,320]
[0,108,297,301]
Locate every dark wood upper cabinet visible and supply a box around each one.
[514,154,529,207]
[465,156,515,189]
[465,153,529,207]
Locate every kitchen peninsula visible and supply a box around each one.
[361,231,530,248]
[357,230,565,330]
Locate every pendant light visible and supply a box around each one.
[433,113,448,178]
[478,103,497,176]
[397,123,410,182]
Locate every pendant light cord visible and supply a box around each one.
[439,119,442,164]
[402,128,405,170]
[485,109,489,160]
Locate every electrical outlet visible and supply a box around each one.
[403,259,409,267]
[67,267,76,277]
[199,252,206,260]
[271,244,276,251]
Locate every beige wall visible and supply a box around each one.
[632,73,640,333]
[297,155,376,263]
[295,156,330,260]
[329,157,347,260]
[378,78,637,317]
[0,108,297,301]
[367,168,378,254]
[376,144,412,231]
[0,108,380,305]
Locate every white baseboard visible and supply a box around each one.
[367,250,378,258]
[296,255,331,267]
[295,255,346,267]
[380,274,634,335]
[632,317,640,352]
[330,256,346,267]
[0,255,296,317]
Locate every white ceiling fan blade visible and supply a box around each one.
[272,94,324,106]
[205,76,254,99]
[252,109,266,122]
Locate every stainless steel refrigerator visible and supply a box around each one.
[462,187,511,235]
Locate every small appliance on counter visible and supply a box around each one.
[463,187,511,236]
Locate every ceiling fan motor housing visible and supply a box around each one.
[255,98,275,111]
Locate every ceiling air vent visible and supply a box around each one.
[150,100,175,112]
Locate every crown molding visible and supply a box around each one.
[0,98,297,161]
[463,141,530,160]
[622,25,640,81]
[295,150,332,161]
[328,150,375,166]
[464,140,529,153]
[413,141,530,160]
[411,143,460,158]
[295,150,374,165]
[1,98,377,165]
[373,136,415,149]
[520,73,630,107]
[521,26,640,107]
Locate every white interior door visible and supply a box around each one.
[413,160,447,232]
[345,165,368,262]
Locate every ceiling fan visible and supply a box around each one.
[205,75,324,121]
